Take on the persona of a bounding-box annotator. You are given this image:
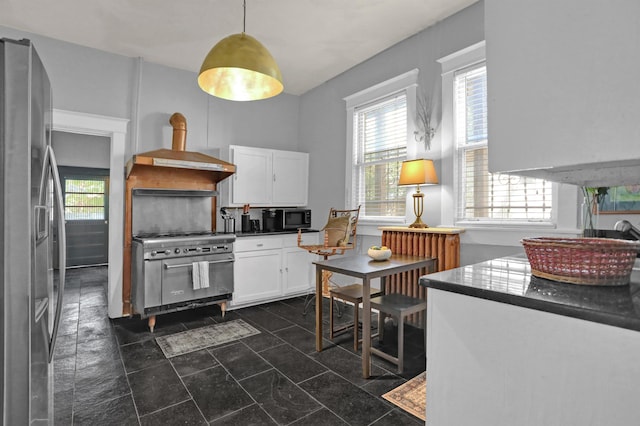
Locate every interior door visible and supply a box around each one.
[59,166,109,267]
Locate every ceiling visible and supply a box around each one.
[0,0,477,95]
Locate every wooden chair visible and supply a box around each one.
[329,283,381,351]
[298,206,360,316]
[369,293,427,373]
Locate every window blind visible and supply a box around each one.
[353,92,407,218]
[455,64,553,221]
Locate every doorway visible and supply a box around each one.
[59,167,110,267]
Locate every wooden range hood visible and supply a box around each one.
[122,112,236,317]
[125,112,235,181]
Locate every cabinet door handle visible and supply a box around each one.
[256,243,263,247]
[273,174,276,182]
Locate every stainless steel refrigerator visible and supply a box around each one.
[1,38,66,425]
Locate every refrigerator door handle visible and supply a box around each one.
[35,145,51,243]
[34,297,49,323]
[44,145,66,362]
[33,205,48,244]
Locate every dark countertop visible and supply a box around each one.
[420,255,640,332]
[234,229,319,237]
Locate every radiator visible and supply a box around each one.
[380,227,463,326]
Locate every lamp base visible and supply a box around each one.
[409,191,428,228]
[408,217,429,228]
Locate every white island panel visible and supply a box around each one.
[426,288,640,426]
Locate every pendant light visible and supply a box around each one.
[197,0,283,101]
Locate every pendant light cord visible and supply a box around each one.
[242,0,246,34]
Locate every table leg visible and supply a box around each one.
[362,277,371,378]
[315,265,323,352]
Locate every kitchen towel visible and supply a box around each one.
[198,261,210,288]
[192,262,201,290]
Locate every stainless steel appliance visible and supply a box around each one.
[131,232,235,331]
[129,188,235,331]
[1,38,67,424]
[275,208,312,230]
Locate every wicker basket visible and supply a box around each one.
[521,237,640,286]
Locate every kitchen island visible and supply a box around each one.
[420,255,640,426]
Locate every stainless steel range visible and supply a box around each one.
[131,232,235,331]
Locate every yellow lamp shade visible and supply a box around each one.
[399,159,439,186]
[198,33,283,101]
[399,159,438,228]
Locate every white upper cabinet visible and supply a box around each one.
[485,0,640,187]
[271,150,309,206]
[227,145,309,207]
[230,146,272,205]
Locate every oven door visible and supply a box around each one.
[161,253,234,306]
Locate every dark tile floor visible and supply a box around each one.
[54,266,426,425]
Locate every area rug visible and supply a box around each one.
[382,371,426,421]
[156,319,260,358]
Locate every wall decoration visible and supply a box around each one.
[600,185,640,214]
[414,90,435,150]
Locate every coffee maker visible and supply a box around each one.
[262,209,278,232]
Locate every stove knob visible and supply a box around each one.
[163,250,171,255]
[196,247,202,252]
[150,251,157,257]
[183,248,188,253]
[175,248,181,254]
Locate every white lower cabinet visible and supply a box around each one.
[282,247,315,296]
[231,233,318,308]
[233,249,282,306]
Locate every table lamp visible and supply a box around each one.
[399,159,439,228]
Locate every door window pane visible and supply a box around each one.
[64,179,106,220]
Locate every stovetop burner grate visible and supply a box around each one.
[134,231,216,240]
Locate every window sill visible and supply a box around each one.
[455,223,582,247]
[455,220,557,230]
[357,217,406,236]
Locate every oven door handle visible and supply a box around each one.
[164,258,234,269]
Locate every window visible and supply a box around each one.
[63,177,107,220]
[353,93,407,217]
[345,70,418,221]
[454,62,553,223]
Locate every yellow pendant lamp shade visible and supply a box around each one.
[198,32,283,101]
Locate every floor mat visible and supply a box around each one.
[382,371,426,421]
[155,319,260,358]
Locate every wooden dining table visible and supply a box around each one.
[313,253,436,378]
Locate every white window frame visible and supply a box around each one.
[439,42,561,234]
[344,69,419,225]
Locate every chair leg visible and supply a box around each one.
[335,298,343,318]
[303,292,343,318]
[353,302,359,352]
[397,316,404,374]
[302,292,315,315]
[329,294,335,339]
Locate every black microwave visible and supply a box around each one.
[275,209,311,230]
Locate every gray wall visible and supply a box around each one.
[2,1,540,266]
[0,25,302,163]
[52,131,110,168]
[298,1,488,264]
